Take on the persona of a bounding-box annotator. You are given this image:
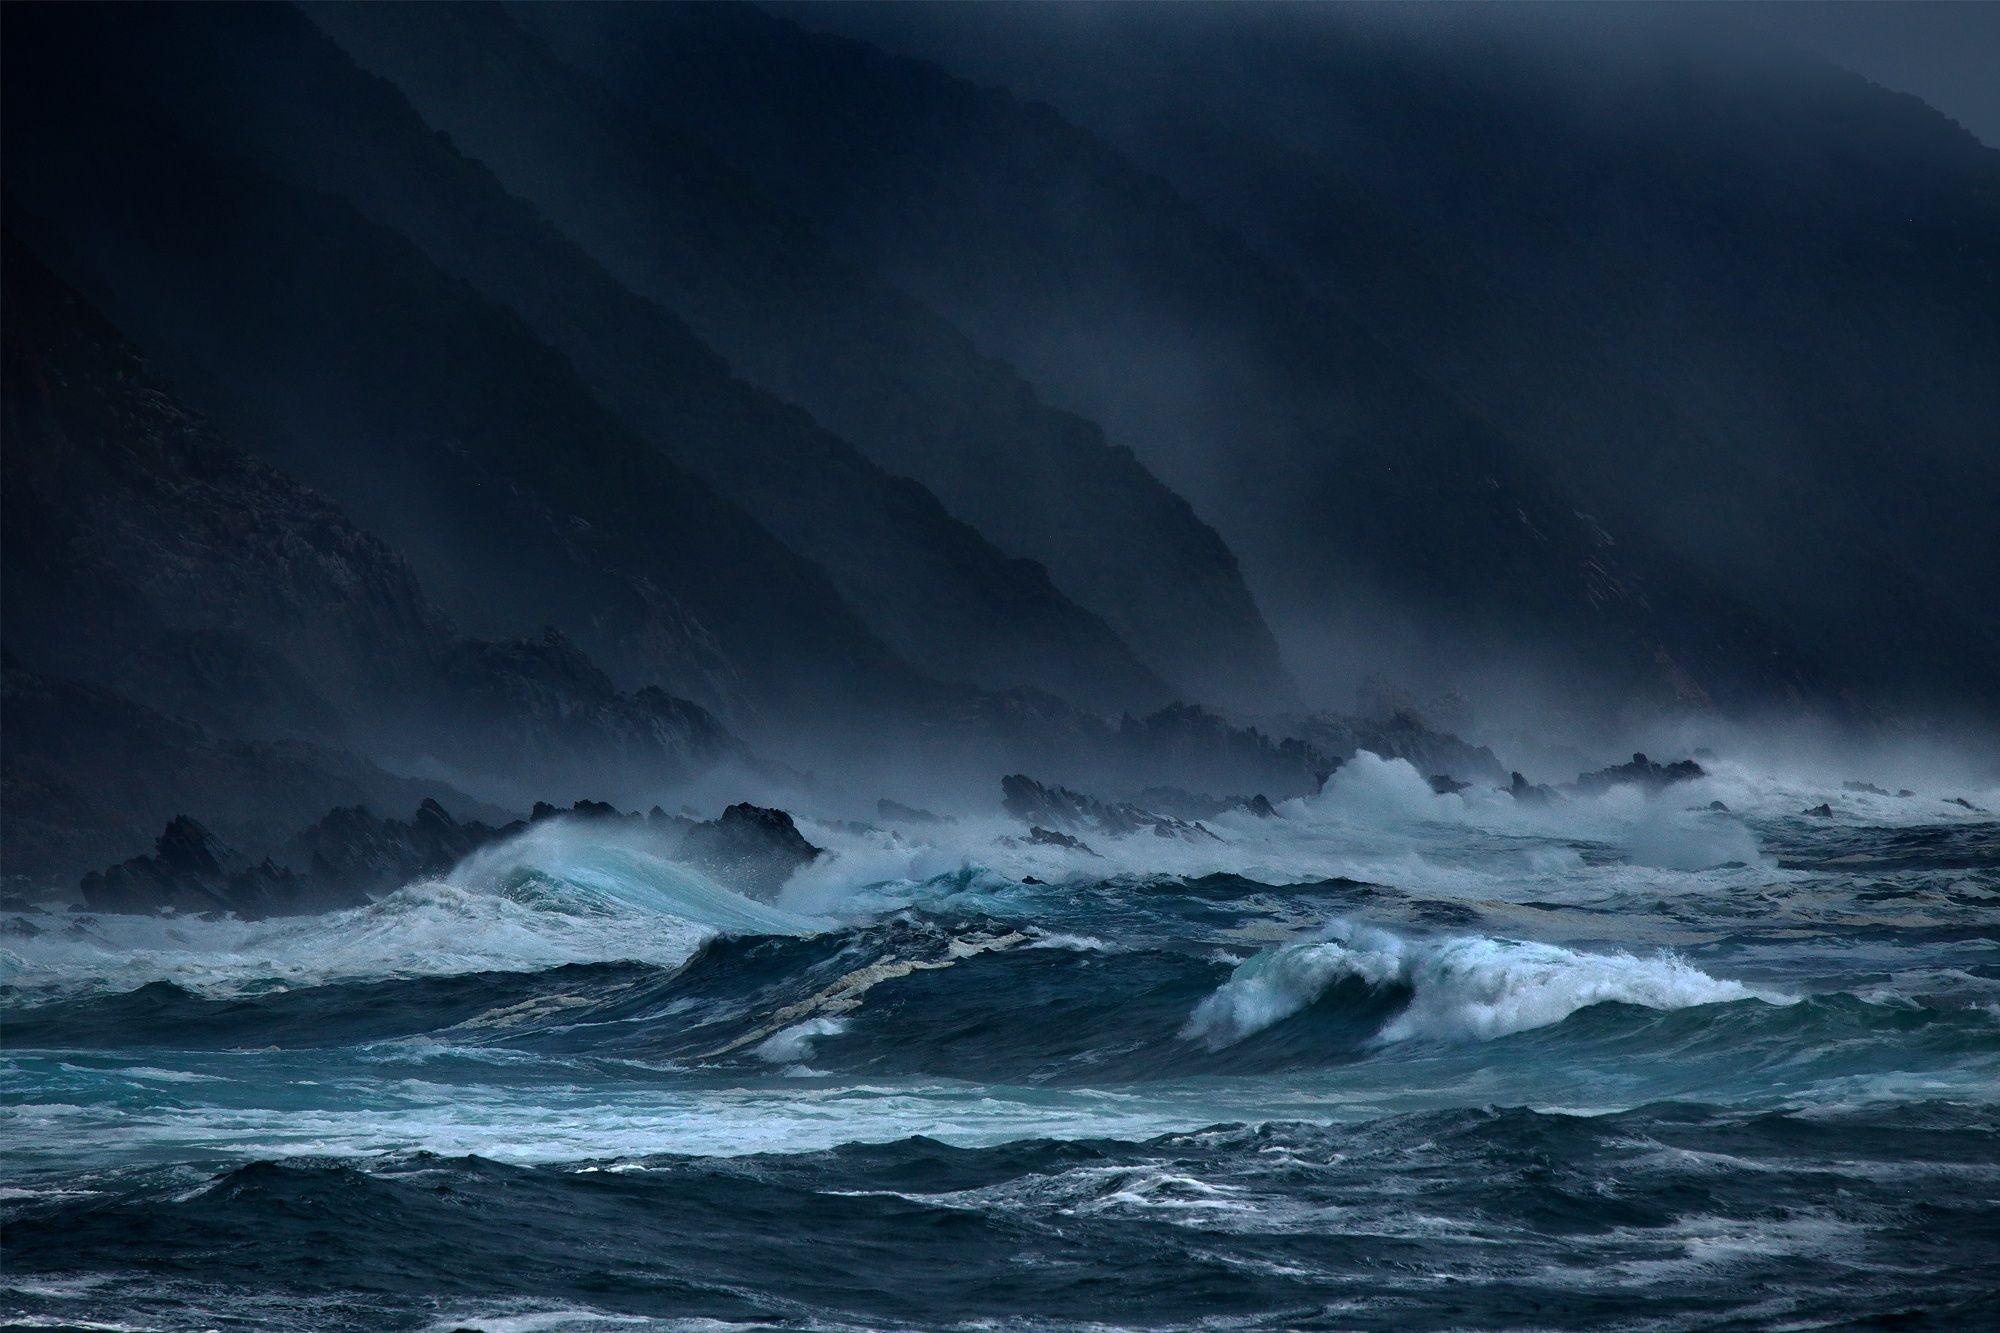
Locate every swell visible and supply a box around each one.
[8,915,1994,1086]
[6,1103,1997,1332]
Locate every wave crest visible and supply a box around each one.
[1184,921,1777,1050]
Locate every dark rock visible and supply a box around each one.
[1002,774,1214,841]
[1897,789,1916,799]
[1427,774,1471,796]
[1507,771,1558,805]
[529,798,639,825]
[80,816,366,919]
[1574,753,1706,795]
[283,799,513,903]
[1708,800,1730,812]
[675,803,822,898]
[1947,797,1990,813]
[1134,786,1278,822]
[877,799,954,827]
[1842,781,1891,796]
[1025,827,1098,856]
[1803,803,1834,818]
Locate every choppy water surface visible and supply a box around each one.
[5,756,1997,1330]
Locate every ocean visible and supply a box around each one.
[5,753,1997,1330]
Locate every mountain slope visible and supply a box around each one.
[2,8,929,732]
[311,0,1292,712]
[1,235,752,824]
[514,0,1838,721]
[782,0,2000,719]
[56,1,1167,715]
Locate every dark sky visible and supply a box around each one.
[1722,1,2000,147]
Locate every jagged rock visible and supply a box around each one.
[1427,774,1471,796]
[1025,827,1098,856]
[1574,753,1706,795]
[1947,797,1989,813]
[1842,781,1891,796]
[284,799,514,902]
[676,803,822,898]
[530,798,640,825]
[877,799,954,827]
[1507,771,1557,805]
[80,816,366,919]
[1803,803,1834,818]
[1001,774,1214,841]
[1134,786,1278,822]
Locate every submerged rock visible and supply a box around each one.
[1574,753,1706,795]
[1843,781,1891,797]
[676,803,822,899]
[1947,796,1989,813]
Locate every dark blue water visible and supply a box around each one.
[5,756,1997,1329]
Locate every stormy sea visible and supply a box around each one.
[4,756,1995,1332]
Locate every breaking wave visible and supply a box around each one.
[1184,921,1781,1050]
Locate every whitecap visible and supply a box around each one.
[1184,920,1783,1049]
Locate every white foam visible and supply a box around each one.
[0,820,820,997]
[1185,920,1779,1050]
[753,1016,849,1064]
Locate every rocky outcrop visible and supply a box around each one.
[1024,827,1099,856]
[1279,711,1506,787]
[674,804,823,899]
[80,817,367,919]
[1,663,504,893]
[283,799,514,903]
[1001,775,1215,841]
[70,792,834,915]
[1574,753,1707,795]
[1507,772,1558,805]
[1133,787,1278,822]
